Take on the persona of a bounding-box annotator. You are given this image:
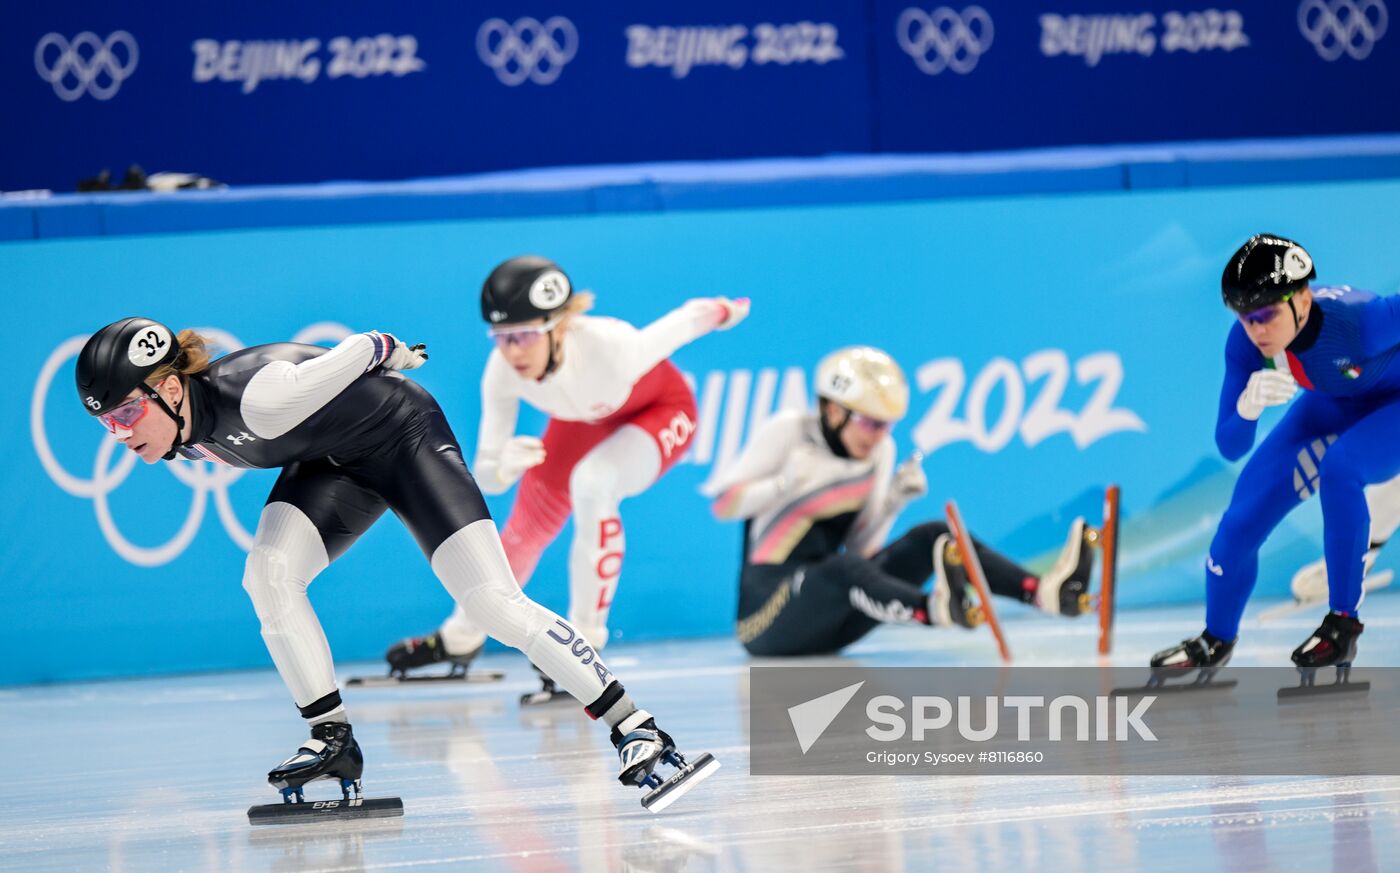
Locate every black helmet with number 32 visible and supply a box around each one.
[480,255,573,326]
[75,316,181,416]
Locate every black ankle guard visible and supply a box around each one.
[585,680,626,721]
[298,690,343,720]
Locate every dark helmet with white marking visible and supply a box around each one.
[75,316,180,416]
[480,256,573,326]
[1221,234,1316,313]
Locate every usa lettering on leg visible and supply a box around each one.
[547,619,613,685]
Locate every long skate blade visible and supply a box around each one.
[248,796,404,825]
[642,753,720,813]
[945,500,1011,663]
[1097,484,1120,656]
[1278,680,1371,702]
[1110,679,1237,696]
[346,671,505,687]
[1257,570,1394,624]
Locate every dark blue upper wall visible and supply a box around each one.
[5,2,1399,192]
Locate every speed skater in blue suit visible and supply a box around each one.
[1151,233,1400,685]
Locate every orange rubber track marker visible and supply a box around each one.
[945,500,1011,663]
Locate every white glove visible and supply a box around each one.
[381,333,428,371]
[706,296,751,331]
[496,436,546,487]
[891,453,929,502]
[1236,369,1297,421]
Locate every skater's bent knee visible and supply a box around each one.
[906,520,950,544]
[569,457,622,504]
[242,545,306,622]
[811,553,867,583]
[1213,509,1270,554]
[1318,447,1366,489]
[453,582,546,649]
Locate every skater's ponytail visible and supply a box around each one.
[147,329,215,385]
[560,291,595,329]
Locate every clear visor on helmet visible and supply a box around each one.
[1240,291,1295,326]
[844,409,895,433]
[487,315,564,349]
[96,395,151,433]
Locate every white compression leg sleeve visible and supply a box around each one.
[431,519,614,706]
[242,502,339,720]
[567,426,664,649]
[438,604,489,655]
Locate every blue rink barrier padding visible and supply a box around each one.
[6,134,1400,242]
[8,148,1400,685]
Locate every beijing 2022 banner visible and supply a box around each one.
[871,0,1400,151]
[1,1,871,190]
[3,2,1399,190]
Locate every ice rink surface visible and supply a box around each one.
[4,596,1399,873]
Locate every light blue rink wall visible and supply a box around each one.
[7,178,1400,685]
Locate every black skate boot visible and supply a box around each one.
[929,533,984,629]
[267,722,364,803]
[1110,631,1239,695]
[386,633,482,678]
[611,710,720,812]
[1035,518,1095,617]
[520,663,570,706]
[249,722,403,825]
[1280,612,1369,700]
[349,636,500,686]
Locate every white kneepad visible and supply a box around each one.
[242,545,298,624]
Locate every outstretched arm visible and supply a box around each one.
[240,331,425,440]
[623,297,749,382]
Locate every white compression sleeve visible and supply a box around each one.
[241,502,340,719]
[240,332,392,441]
[438,604,489,655]
[430,519,614,705]
[566,426,664,649]
[472,354,523,496]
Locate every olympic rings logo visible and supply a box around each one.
[476,16,578,86]
[896,6,994,76]
[1298,0,1388,61]
[31,323,351,567]
[34,31,139,102]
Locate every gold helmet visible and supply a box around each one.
[815,346,909,422]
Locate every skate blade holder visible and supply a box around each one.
[1110,678,1238,697]
[1278,664,1370,702]
[939,544,987,628]
[248,780,404,825]
[346,667,506,687]
[639,752,721,813]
